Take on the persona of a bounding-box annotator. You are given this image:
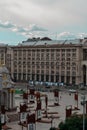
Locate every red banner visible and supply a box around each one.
[20,103,27,112]
[36,92,40,101]
[36,100,41,110]
[45,96,48,107]
[27,113,35,123]
[66,108,72,118]
[23,92,28,99]
[74,93,78,101]
[30,89,35,95]
[54,91,59,97]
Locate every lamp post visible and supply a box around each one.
[51,115,53,128]
[81,94,86,130]
[0,73,2,130]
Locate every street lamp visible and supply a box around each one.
[0,74,2,130]
[51,115,53,128]
[81,94,86,130]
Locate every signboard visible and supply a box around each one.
[36,100,42,120]
[20,112,27,122]
[28,124,35,130]
[27,114,36,130]
[1,114,5,124]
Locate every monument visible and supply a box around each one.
[0,61,15,111]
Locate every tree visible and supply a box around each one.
[0,117,2,130]
[59,115,87,130]
[50,127,56,130]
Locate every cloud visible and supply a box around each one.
[0,20,48,38]
[77,33,87,39]
[57,32,77,40]
[0,21,15,28]
[29,24,48,31]
[0,0,87,31]
[1,20,87,41]
[57,32,87,40]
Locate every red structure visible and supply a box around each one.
[66,105,72,118]
[74,92,79,110]
[54,90,59,106]
[36,92,40,101]
[23,92,28,99]
[36,92,42,121]
[20,103,27,124]
[74,93,78,101]
[45,96,48,117]
[27,113,36,130]
[29,89,35,103]
[45,96,48,108]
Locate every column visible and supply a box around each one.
[39,74,41,81]
[54,75,56,82]
[44,73,46,82]
[49,75,51,82]
[86,65,87,86]
[21,49,23,80]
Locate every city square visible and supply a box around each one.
[5,87,87,130]
[0,63,87,130]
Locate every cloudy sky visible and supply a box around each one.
[0,0,87,44]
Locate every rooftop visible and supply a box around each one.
[18,37,85,46]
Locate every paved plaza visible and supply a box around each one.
[5,89,87,130]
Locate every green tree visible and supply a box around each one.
[50,127,56,130]
[0,117,2,130]
[59,115,87,130]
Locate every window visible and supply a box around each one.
[67,67,70,70]
[83,49,87,60]
[61,71,65,75]
[72,49,76,52]
[61,49,65,52]
[72,71,76,76]
[67,49,71,52]
[41,70,44,74]
[67,71,70,76]
[72,62,76,66]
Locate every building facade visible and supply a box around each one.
[1,38,87,86]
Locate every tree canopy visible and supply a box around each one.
[59,115,87,130]
[50,127,56,130]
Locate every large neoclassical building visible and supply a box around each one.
[0,37,87,86]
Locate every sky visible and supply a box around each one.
[0,0,87,45]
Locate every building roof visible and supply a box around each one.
[18,39,82,47]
